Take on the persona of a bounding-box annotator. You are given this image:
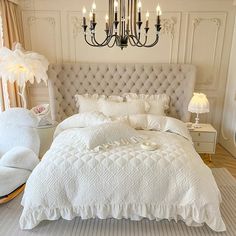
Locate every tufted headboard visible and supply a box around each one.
[48,63,196,122]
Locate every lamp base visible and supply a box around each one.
[193,113,201,128]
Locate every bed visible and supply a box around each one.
[20,63,226,231]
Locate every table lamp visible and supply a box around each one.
[188,93,209,128]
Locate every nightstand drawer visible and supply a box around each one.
[193,142,215,153]
[190,132,216,142]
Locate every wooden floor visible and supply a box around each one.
[202,144,236,178]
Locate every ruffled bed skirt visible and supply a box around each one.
[20,203,226,232]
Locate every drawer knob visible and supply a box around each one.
[198,133,201,136]
[197,143,200,146]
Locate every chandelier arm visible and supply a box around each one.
[129,34,148,47]
[107,35,117,48]
[91,33,112,46]
[143,34,160,48]
[84,35,102,47]
[128,34,141,46]
[129,36,145,47]
[128,35,137,46]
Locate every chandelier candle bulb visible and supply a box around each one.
[146,11,149,28]
[156,4,161,25]
[89,11,93,25]
[92,2,96,23]
[138,1,142,22]
[114,0,118,22]
[82,7,86,26]
[105,14,109,30]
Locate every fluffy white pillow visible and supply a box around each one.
[124,93,170,116]
[75,94,123,113]
[0,146,39,171]
[128,114,166,131]
[164,117,192,141]
[75,122,141,150]
[98,99,148,117]
[0,108,38,127]
[54,111,111,138]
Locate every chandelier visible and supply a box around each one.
[81,0,162,50]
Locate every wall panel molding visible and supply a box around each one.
[19,0,236,136]
[22,11,62,63]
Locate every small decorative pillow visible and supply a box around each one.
[75,122,142,150]
[128,114,166,131]
[54,111,111,138]
[75,94,123,113]
[124,93,170,116]
[98,99,148,117]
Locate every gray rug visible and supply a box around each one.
[1,168,236,236]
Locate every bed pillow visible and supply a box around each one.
[124,93,170,116]
[75,122,142,150]
[98,99,148,117]
[54,111,111,138]
[75,94,123,113]
[128,114,166,131]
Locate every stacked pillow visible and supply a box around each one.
[74,93,170,118]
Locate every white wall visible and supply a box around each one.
[19,0,236,134]
[219,16,236,157]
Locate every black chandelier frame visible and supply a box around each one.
[82,0,162,49]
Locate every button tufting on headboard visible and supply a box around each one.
[48,63,196,122]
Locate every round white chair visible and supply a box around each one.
[0,108,40,204]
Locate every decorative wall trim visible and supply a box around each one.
[185,12,227,92]
[23,11,63,64]
[161,17,177,63]
[190,17,221,65]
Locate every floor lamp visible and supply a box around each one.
[0,43,49,109]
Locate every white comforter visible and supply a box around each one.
[20,114,225,231]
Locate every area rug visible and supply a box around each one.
[0,168,236,236]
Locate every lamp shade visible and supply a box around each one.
[0,43,49,87]
[188,93,209,114]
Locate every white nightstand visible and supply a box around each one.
[36,123,57,158]
[189,124,217,162]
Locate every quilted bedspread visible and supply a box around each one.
[20,124,225,231]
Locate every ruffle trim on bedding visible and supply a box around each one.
[19,203,226,232]
[93,136,143,151]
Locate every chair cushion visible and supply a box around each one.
[0,147,39,171]
[0,167,31,197]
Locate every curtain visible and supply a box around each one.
[0,0,24,111]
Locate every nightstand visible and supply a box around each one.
[189,124,217,162]
[36,123,57,158]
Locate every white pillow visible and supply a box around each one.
[164,117,192,141]
[128,114,166,131]
[124,93,170,116]
[54,111,111,138]
[0,146,39,171]
[75,122,141,150]
[75,94,123,113]
[0,108,38,127]
[98,99,148,117]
